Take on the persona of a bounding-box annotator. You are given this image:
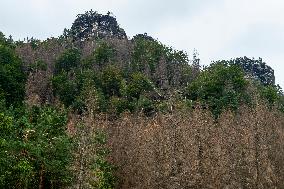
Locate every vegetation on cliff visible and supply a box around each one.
[0,11,284,188]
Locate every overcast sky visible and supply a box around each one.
[1,0,283,88]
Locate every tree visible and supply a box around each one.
[131,36,189,88]
[0,39,26,107]
[185,62,249,117]
[260,84,284,111]
[100,65,123,97]
[55,48,81,74]
[94,42,115,65]
[0,106,73,189]
[131,37,164,73]
[126,73,153,99]
[0,32,14,48]
[91,131,116,189]
[132,33,155,41]
[52,72,79,107]
[0,112,18,187]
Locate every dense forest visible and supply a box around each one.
[0,10,284,188]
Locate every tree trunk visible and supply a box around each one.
[39,164,44,189]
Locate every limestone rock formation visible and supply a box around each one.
[66,10,127,41]
[232,56,275,85]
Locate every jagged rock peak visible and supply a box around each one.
[233,56,275,86]
[65,10,127,41]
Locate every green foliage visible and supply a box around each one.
[165,46,189,64]
[180,65,193,86]
[132,33,155,41]
[107,73,155,115]
[186,62,249,117]
[51,64,157,115]
[131,37,164,73]
[81,55,95,69]
[0,112,13,135]
[55,48,81,73]
[91,131,116,189]
[260,85,280,105]
[100,65,123,97]
[73,122,116,189]
[28,59,47,72]
[260,84,284,111]
[0,41,26,107]
[278,95,284,112]
[74,72,109,113]
[94,42,115,65]
[0,32,14,48]
[0,32,7,45]
[0,113,15,187]
[52,71,79,107]
[29,38,41,50]
[109,96,135,115]
[131,36,189,88]
[132,34,188,65]
[52,66,112,113]
[0,106,72,188]
[137,95,155,116]
[126,73,154,99]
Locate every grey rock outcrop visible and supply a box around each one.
[66,10,127,41]
[232,57,275,85]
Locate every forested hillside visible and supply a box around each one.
[0,10,283,188]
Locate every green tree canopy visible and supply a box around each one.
[55,48,81,73]
[185,61,249,117]
[0,106,72,189]
[0,37,26,107]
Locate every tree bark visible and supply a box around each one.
[39,164,44,189]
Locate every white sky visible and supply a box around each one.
[1,0,283,87]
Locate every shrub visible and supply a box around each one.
[137,95,155,116]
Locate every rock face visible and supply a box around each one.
[232,57,275,86]
[67,10,127,41]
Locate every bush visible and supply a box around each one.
[109,96,135,115]
[137,95,155,116]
